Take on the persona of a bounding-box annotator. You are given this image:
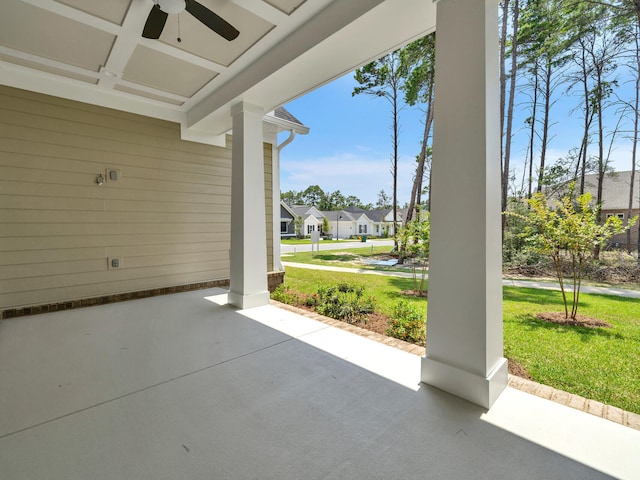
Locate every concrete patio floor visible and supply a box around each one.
[1,288,638,479]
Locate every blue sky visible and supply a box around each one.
[279,69,636,207]
[279,73,426,207]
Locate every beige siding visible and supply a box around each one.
[264,143,273,271]
[0,86,250,310]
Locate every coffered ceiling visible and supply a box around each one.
[0,0,436,143]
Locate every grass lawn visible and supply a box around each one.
[283,266,640,415]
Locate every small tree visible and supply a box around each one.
[397,213,430,296]
[514,187,635,319]
[294,216,305,239]
[322,216,330,236]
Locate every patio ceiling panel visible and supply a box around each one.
[0,1,116,73]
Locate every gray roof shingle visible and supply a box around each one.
[274,107,304,127]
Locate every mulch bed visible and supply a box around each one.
[400,290,428,298]
[361,311,395,337]
[508,359,532,379]
[535,312,613,329]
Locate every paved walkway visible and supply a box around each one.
[282,261,640,298]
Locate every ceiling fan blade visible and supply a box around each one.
[185,0,239,41]
[142,5,168,39]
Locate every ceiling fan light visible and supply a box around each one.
[157,0,185,14]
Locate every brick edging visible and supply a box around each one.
[271,300,640,432]
[2,271,286,320]
[2,280,231,319]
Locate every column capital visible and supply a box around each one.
[230,101,264,117]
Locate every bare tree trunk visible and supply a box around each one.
[629,28,639,253]
[528,69,539,199]
[502,0,519,221]
[392,85,399,250]
[595,64,605,218]
[499,0,510,172]
[537,62,552,193]
[593,61,606,260]
[578,43,591,195]
[406,102,433,223]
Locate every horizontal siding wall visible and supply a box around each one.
[264,143,273,271]
[0,86,242,310]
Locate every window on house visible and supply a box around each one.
[281,222,288,233]
[307,224,315,234]
[376,225,380,233]
[358,225,367,234]
[606,213,625,220]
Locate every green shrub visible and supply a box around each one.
[386,300,426,345]
[304,293,319,307]
[271,284,300,305]
[315,282,375,324]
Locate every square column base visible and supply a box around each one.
[421,356,508,409]
[227,290,270,309]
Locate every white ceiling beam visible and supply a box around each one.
[100,0,152,82]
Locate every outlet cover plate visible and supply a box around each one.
[108,257,122,269]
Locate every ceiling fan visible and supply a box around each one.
[142,0,239,41]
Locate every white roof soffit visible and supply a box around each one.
[0,0,436,143]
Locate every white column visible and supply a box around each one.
[421,0,507,408]
[228,102,270,309]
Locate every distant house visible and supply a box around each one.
[321,206,405,239]
[343,206,371,236]
[365,209,401,237]
[322,210,358,239]
[280,203,408,240]
[548,171,639,249]
[280,202,296,238]
[586,171,639,249]
[289,205,325,237]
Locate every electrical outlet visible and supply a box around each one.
[108,257,122,269]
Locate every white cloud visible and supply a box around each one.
[281,151,416,206]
